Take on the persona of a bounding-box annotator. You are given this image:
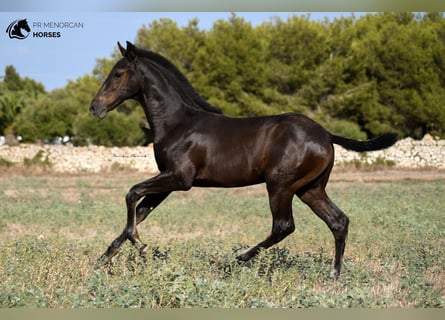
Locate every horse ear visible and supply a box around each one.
[126,41,137,61]
[118,42,126,57]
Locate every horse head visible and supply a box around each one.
[90,41,142,119]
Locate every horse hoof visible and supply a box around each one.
[94,254,111,269]
[139,244,148,260]
[236,252,252,263]
[330,269,340,280]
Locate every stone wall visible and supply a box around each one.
[333,134,444,169]
[0,134,444,173]
[0,145,159,173]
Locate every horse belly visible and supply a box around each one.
[193,152,264,188]
[190,118,273,187]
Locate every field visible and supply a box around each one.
[0,170,444,308]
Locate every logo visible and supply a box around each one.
[6,18,84,40]
[6,19,31,40]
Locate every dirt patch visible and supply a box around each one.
[61,189,82,203]
[0,168,442,184]
[3,189,20,198]
[0,169,443,202]
[330,168,445,182]
[0,222,43,241]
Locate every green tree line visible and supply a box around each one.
[1,12,444,146]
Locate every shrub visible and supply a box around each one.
[23,150,51,168]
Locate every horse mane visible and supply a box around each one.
[134,46,223,115]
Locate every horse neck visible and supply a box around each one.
[138,72,193,143]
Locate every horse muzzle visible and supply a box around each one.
[89,101,108,119]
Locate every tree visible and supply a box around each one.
[192,14,272,116]
[0,66,45,136]
[72,110,145,147]
[13,92,77,142]
[264,15,328,95]
[136,18,206,75]
[0,90,25,135]
[3,65,22,91]
[349,13,445,137]
[298,13,445,138]
[3,65,45,95]
[6,13,445,144]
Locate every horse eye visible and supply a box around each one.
[114,72,123,79]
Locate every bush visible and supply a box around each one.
[13,95,77,143]
[0,156,14,167]
[73,110,145,147]
[23,150,51,168]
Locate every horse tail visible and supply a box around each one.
[330,132,398,152]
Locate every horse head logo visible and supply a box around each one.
[6,19,31,40]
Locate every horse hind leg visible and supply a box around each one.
[237,187,295,262]
[133,192,170,258]
[298,186,349,279]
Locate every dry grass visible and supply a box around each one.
[0,171,443,307]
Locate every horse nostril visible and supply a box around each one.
[89,101,107,119]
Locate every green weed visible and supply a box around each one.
[23,150,52,168]
[0,156,14,167]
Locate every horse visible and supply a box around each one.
[90,41,397,278]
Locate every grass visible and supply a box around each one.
[23,150,52,169]
[0,156,14,168]
[0,173,443,307]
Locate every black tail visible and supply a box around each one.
[330,133,398,152]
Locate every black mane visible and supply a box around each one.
[135,46,223,115]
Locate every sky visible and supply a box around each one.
[0,12,362,91]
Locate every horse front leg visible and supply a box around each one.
[96,171,191,267]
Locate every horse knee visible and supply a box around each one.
[272,219,295,240]
[174,173,193,191]
[125,188,138,206]
[332,215,349,240]
[340,215,349,233]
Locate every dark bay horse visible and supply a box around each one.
[90,41,397,278]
